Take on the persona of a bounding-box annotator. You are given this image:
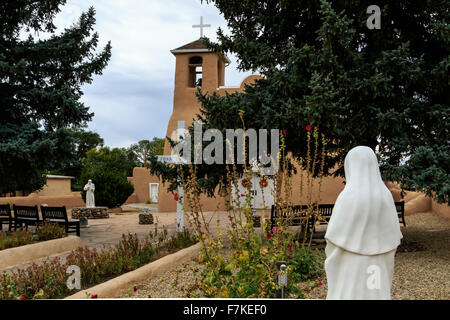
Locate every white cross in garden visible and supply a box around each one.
[157,121,187,233]
[192,16,211,38]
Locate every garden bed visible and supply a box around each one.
[120,246,326,299]
[120,212,450,300]
[0,229,197,299]
[66,242,201,299]
[0,236,82,271]
[0,222,67,252]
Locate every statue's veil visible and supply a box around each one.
[325,146,403,255]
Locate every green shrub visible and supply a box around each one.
[35,222,67,241]
[81,170,134,208]
[0,230,33,251]
[0,223,66,251]
[183,113,326,298]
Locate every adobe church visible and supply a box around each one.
[126,32,346,213]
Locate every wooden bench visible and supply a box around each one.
[270,201,406,232]
[0,204,14,232]
[396,201,406,227]
[41,206,80,237]
[270,204,334,233]
[13,205,40,230]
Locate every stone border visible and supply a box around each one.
[65,242,201,299]
[72,207,109,219]
[0,236,82,270]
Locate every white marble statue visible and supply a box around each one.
[84,179,95,208]
[324,146,403,300]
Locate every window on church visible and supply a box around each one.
[188,56,203,88]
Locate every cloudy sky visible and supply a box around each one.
[51,0,252,147]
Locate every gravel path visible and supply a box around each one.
[119,212,450,299]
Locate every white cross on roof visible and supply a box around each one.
[192,16,211,38]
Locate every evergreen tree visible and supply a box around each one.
[0,1,111,194]
[51,126,104,190]
[182,0,448,203]
[129,138,165,167]
[80,147,134,208]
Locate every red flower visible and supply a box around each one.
[90,294,98,299]
[240,193,245,197]
[133,286,137,292]
[266,232,272,240]
[222,244,226,249]
[148,295,152,298]
[306,125,312,131]
[288,243,292,254]
[17,296,26,300]
[282,130,287,135]
[318,280,323,286]
[174,193,179,201]
[272,227,276,233]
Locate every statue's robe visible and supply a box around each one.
[324,146,403,300]
[84,183,95,208]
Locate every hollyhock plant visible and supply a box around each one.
[182,111,325,299]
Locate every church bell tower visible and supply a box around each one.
[163,37,230,155]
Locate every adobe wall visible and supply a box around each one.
[125,167,160,204]
[288,170,345,205]
[431,200,450,220]
[38,178,72,196]
[386,185,449,219]
[157,182,227,213]
[216,75,262,96]
[0,192,85,209]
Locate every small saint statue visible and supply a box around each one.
[324,146,403,300]
[84,179,95,208]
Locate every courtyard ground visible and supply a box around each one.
[1,204,179,273]
[119,211,450,300]
[0,204,230,273]
[1,205,448,299]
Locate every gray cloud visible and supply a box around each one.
[48,0,253,147]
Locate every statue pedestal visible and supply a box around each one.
[71,207,109,219]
